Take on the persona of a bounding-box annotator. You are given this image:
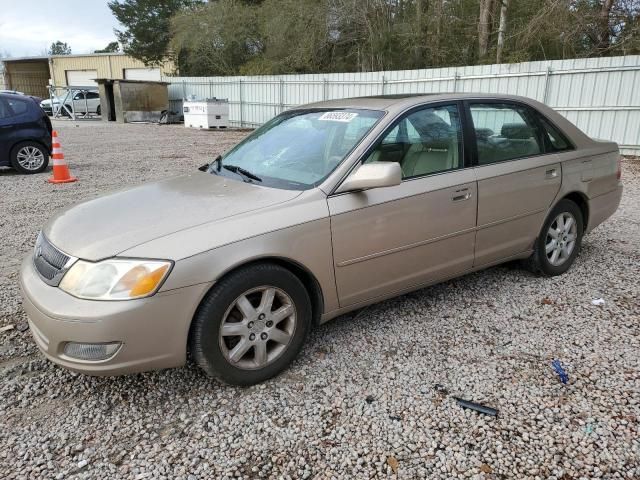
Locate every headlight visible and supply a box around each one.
[59,259,172,300]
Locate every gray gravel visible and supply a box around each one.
[1,120,639,479]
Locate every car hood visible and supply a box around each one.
[44,173,302,261]
[40,98,60,106]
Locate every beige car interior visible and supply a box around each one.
[401,138,458,177]
[365,110,461,178]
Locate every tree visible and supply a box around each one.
[167,0,640,76]
[171,0,263,75]
[478,0,494,61]
[108,0,201,65]
[597,0,615,53]
[496,0,509,63]
[48,41,72,55]
[94,41,120,53]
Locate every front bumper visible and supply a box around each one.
[19,256,211,376]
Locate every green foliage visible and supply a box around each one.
[109,0,202,65]
[116,0,640,75]
[94,42,121,53]
[171,0,262,75]
[48,41,72,55]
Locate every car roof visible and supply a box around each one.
[0,91,30,99]
[299,92,544,113]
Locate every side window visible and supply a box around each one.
[537,115,572,152]
[469,103,543,165]
[86,91,100,99]
[365,104,463,179]
[6,98,29,116]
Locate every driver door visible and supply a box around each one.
[328,103,477,307]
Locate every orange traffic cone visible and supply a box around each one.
[48,131,77,184]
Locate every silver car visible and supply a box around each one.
[19,94,623,385]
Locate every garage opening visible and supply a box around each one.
[123,68,161,81]
[65,70,98,87]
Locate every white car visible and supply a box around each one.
[41,90,101,116]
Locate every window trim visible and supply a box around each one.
[464,99,575,167]
[343,100,469,185]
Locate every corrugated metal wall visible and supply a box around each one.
[3,60,50,98]
[165,55,640,154]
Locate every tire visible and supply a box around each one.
[62,105,73,117]
[96,105,101,116]
[10,141,49,174]
[189,263,312,385]
[525,199,584,276]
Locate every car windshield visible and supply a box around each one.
[212,108,384,190]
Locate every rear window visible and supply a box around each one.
[6,97,30,116]
[536,115,573,152]
[469,102,543,165]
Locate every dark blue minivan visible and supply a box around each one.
[0,92,52,174]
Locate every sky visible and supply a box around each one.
[0,0,120,57]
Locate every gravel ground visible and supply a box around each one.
[0,120,638,480]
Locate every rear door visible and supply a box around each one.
[328,102,477,307]
[0,98,14,163]
[466,100,563,266]
[72,91,100,113]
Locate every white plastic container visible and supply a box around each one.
[183,99,229,129]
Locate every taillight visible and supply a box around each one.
[617,156,622,180]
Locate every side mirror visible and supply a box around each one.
[336,162,402,194]
[198,163,210,172]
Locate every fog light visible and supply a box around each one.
[62,342,122,361]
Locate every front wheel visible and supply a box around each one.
[189,263,311,385]
[526,199,584,276]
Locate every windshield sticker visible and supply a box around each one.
[318,112,358,122]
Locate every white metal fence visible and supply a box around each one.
[165,55,640,154]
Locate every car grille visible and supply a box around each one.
[33,233,73,286]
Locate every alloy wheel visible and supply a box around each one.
[16,146,45,171]
[545,212,578,266]
[219,286,297,370]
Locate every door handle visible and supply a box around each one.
[452,188,471,202]
[545,168,558,179]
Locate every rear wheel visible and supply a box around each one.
[96,105,101,116]
[525,199,583,276]
[189,263,311,385]
[10,141,49,174]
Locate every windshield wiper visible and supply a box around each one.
[222,164,262,182]
[198,155,222,173]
